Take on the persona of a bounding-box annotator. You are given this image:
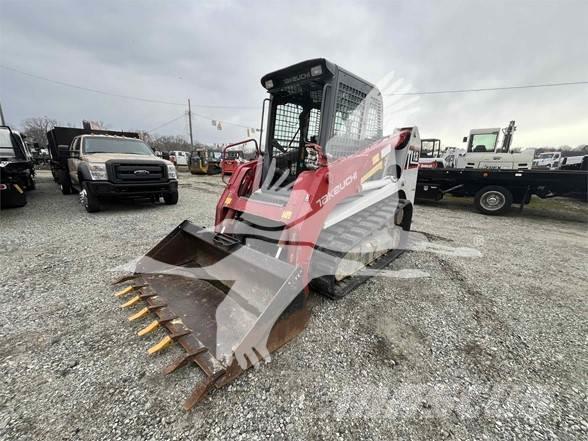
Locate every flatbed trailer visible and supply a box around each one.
[416,168,588,215]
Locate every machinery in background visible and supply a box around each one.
[418,138,462,169]
[456,121,534,170]
[113,58,421,409]
[189,148,221,175]
[220,146,246,178]
[416,120,587,214]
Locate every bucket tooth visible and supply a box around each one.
[114,286,137,298]
[128,307,150,321]
[120,295,141,308]
[163,347,208,375]
[138,320,160,336]
[183,370,225,411]
[148,335,173,355]
[112,275,138,285]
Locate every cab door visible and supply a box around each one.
[68,137,81,186]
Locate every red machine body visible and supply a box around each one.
[215,128,418,288]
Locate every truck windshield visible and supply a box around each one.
[468,133,498,153]
[539,153,554,158]
[83,137,153,155]
[0,129,16,158]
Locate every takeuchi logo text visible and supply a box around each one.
[316,171,358,207]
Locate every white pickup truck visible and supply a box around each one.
[533,152,562,169]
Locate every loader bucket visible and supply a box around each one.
[114,221,309,409]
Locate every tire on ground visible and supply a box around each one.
[164,190,179,205]
[474,185,513,215]
[59,171,72,195]
[81,181,101,213]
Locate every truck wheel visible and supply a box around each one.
[59,171,72,195]
[60,182,72,195]
[80,182,100,213]
[474,186,512,215]
[3,186,27,207]
[164,191,179,205]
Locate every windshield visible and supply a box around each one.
[83,137,153,155]
[421,140,439,158]
[468,132,498,153]
[539,153,554,158]
[226,150,243,160]
[0,129,16,158]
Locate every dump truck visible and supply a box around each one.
[47,127,178,212]
[114,58,421,409]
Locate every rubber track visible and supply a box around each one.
[310,197,408,299]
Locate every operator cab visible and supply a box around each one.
[420,139,442,158]
[463,121,517,154]
[465,128,501,153]
[259,58,383,190]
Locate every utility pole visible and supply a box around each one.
[0,101,5,125]
[187,98,194,148]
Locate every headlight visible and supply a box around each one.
[167,164,177,179]
[88,163,107,180]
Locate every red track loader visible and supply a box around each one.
[114,59,421,409]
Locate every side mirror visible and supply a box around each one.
[462,136,468,143]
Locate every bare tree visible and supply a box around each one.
[21,116,58,146]
[151,135,192,152]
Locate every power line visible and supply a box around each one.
[147,111,258,133]
[0,64,258,109]
[386,80,588,96]
[146,114,186,133]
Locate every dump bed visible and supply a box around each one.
[46,127,140,163]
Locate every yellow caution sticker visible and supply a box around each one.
[13,184,24,194]
[148,335,173,355]
[224,196,232,206]
[372,153,380,165]
[138,320,160,336]
[120,295,141,308]
[128,307,149,321]
[114,286,135,298]
[281,210,293,220]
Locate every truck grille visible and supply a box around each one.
[112,163,166,182]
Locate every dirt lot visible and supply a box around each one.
[1,170,587,440]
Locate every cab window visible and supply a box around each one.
[71,138,81,153]
[468,133,498,153]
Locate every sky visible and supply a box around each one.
[1,0,587,148]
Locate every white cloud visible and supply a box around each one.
[1,0,586,146]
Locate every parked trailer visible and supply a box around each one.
[416,168,588,215]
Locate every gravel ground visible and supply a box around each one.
[1,170,586,440]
